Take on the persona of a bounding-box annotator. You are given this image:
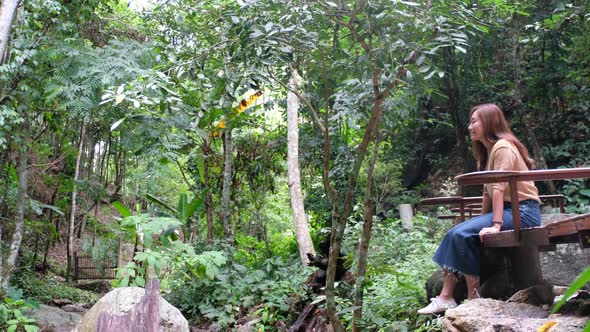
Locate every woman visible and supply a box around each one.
[417,103,541,315]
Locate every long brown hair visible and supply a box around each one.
[470,104,534,171]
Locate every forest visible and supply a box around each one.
[0,0,589,331]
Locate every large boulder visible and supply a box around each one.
[442,298,588,332]
[72,286,189,332]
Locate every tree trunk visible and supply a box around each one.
[0,0,19,64]
[220,117,233,241]
[2,139,29,287]
[509,14,555,192]
[326,64,392,332]
[100,133,111,186]
[352,131,382,332]
[203,142,214,242]
[67,120,86,281]
[88,136,96,179]
[287,69,315,266]
[0,149,10,284]
[42,188,59,271]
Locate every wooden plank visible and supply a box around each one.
[483,227,550,248]
[455,168,590,186]
[421,195,562,211]
[509,180,521,241]
[438,215,460,220]
[545,214,590,237]
[574,214,590,230]
[546,220,578,237]
[420,196,465,205]
[484,214,590,248]
[540,194,566,200]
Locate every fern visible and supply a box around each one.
[41,38,155,121]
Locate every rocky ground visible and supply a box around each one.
[443,295,589,332]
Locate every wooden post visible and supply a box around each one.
[509,245,543,290]
[559,199,565,214]
[399,204,414,229]
[508,179,521,242]
[74,252,78,281]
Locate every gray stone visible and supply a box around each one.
[48,299,74,307]
[72,286,189,332]
[61,304,87,313]
[507,283,554,306]
[236,317,262,332]
[555,290,590,316]
[26,304,83,332]
[442,298,588,332]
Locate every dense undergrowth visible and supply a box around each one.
[161,214,446,331]
[10,260,98,305]
[341,215,447,331]
[3,213,447,331]
[11,270,98,305]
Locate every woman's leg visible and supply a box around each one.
[439,271,458,301]
[433,213,495,277]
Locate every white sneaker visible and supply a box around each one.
[417,297,458,314]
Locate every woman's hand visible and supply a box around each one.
[479,226,500,242]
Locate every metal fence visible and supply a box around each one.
[74,252,118,280]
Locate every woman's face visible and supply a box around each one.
[468,110,485,142]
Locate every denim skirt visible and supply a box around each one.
[432,200,541,276]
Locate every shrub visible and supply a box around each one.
[166,251,310,329]
[10,269,98,304]
[0,288,40,332]
[343,214,443,331]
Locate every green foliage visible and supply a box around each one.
[0,292,40,332]
[145,192,204,236]
[543,140,590,213]
[116,205,182,249]
[10,269,97,304]
[343,215,441,331]
[396,190,422,206]
[551,267,590,331]
[2,0,590,330]
[233,235,268,267]
[167,253,309,329]
[81,237,119,274]
[112,202,226,289]
[560,179,590,213]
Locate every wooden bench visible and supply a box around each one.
[422,167,590,292]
